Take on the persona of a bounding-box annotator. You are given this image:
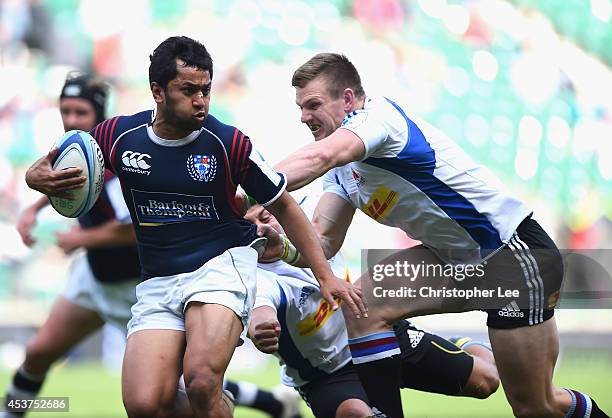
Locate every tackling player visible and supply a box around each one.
[245,200,499,417]
[272,53,608,418]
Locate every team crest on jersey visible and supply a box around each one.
[187,154,217,182]
[351,169,365,187]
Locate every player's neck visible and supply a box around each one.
[152,115,194,140]
[351,96,366,112]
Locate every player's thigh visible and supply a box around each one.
[298,365,371,418]
[395,321,473,396]
[488,317,559,405]
[356,247,462,322]
[183,302,244,382]
[26,296,104,360]
[122,329,185,410]
[181,245,258,383]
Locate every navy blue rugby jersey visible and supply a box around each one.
[78,170,141,283]
[89,110,286,279]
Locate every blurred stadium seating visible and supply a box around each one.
[0,0,610,376]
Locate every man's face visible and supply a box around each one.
[296,76,348,141]
[160,60,211,132]
[59,98,97,132]
[244,205,283,234]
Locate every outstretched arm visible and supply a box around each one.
[311,192,356,260]
[16,196,50,247]
[265,191,366,318]
[274,129,365,191]
[55,220,137,254]
[264,192,355,266]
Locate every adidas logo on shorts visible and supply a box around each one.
[498,300,524,318]
[407,329,424,348]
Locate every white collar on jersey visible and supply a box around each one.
[146,124,203,147]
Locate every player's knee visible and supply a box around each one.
[335,398,372,418]
[184,368,222,406]
[469,363,500,399]
[341,304,389,337]
[124,396,176,418]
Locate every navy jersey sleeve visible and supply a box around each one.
[229,134,286,206]
[89,110,153,173]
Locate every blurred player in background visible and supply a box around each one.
[2,72,302,418]
[246,199,499,418]
[1,73,141,418]
[273,53,609,418]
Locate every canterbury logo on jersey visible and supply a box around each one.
[297,298,340,337]
[122,151,152,174]
[498,300,524,318]
[364,186,399,221]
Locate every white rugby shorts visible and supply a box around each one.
[127,245,258,342]
[63,253,140,333]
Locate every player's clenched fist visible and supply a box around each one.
[249,319,281,354]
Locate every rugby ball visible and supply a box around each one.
[48,130,105,218]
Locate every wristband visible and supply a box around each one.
[280,234,300,265]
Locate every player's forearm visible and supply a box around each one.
[274,144,334,191]
[78,221,137,249]
[269,194,335,284]
[30,196,51,212]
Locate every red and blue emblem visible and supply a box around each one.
[187,154,217,182]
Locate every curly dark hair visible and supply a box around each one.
[149,36,213,90]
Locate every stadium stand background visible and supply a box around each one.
[0,0,610,400]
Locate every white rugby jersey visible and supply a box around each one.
[255,254,351,387]
[325,96,532,264]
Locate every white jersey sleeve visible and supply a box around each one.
[254,269,281,310]
[322,170,351,202]
[339,97,407,159]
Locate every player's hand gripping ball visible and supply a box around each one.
[49,130,105,218]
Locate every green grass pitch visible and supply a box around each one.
[1,349,610,417]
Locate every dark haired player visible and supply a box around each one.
[25,37,364,418]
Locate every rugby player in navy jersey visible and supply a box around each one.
[25,38,365,418]
[5,72,301,418]
[267,53,609,417]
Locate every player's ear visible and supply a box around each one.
[151,82,165,104]
[343,88,355,112]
